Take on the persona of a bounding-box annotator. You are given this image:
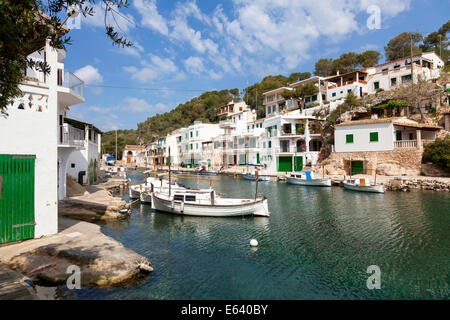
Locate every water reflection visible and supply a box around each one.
[66,171,449,300]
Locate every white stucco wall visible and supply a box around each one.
[0,42,59,238]
[335,123,394,152]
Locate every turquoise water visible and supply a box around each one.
[64,171,449,299]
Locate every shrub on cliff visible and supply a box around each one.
[422,137,450,172]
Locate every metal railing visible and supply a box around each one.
[60,123,85,146]
[62,70,84,97]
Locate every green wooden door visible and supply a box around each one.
[396,130,402,141]
[277,156,292,172]
[256,153,260,164]
[294,156,303,171]
[351,161,364,175]
[0,154,35,244]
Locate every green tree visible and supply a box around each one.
[332,52,360,74]
[358,50,381,67]
[243,75,288,118]
[0,0,132,115]
[314,58,334,77]
[287,72,311,84]
[423,137,450,172]
[384,32,423,61]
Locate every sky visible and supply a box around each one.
[63,0,450,131]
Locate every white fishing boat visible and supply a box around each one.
[343,178,385,193]
[242,172,270,181]
[286,171,331,187]
[151,190,270,217]
[129,173,178,200]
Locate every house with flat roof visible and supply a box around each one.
[332,117,442,176]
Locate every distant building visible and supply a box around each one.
[122,145,147,166]
[64,118,102,186]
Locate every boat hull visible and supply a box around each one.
[129,186,142,199]
[151,193,270,217]
[242,174,270,181]
[343,182,385,193]
[286,177,331,187]
[140,192,152,204]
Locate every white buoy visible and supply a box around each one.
[250,239,258,247]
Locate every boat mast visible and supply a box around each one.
[168,147,171,196]
[153,142,156,180]
[255,170,259,200]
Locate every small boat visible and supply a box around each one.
[286,171,331,187]
[242,172,270,181]
[343,178,385,193]
[151,190,270,217]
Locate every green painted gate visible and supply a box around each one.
[351,161,364,175]
[294,156,303,171]
[277,156,292,172]
[0,154,35,244]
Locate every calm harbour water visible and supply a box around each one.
[62,171,449,299]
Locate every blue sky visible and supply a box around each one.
[63,0,450,131]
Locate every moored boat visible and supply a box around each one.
[286,171,331,187]
[151,190,270,217]
[343,178,385,193]
[242,172,270,181]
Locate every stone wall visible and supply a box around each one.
[386,177,450,192]
[317,149,423,176]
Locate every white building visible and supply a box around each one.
[259,111,324,173]
[0,39,86,243]
[122,145,147,166]
[64,118,102,187]
[179,121,222,168]
[334,117,441,153]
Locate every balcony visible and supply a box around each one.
[394,139,434,149]
[58,70,85,106]
[59,123,85,147]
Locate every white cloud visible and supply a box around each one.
[134,0,169,35]
[74,65,103,95]
[184,56,205,74]
[120,97,169,113]
[124,54,179,83]
[74,65,103,84]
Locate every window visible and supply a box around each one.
[312,95,317,101]
[263,142,266,148]
[346,134,354,143]
[190,131,193,138]
[322,94,326,101]
[196,143,198,149]
[190,144,193,150]
[347,89,351,93]
[71,163,75,168]
[391,78,397,86]
[174,194,184,201]
[185,195,196,202]
[332,92,336,97]
[196,131,198,137]
[402,74,412,83]
[268,141,272,148]
[374,82,380,90]
[370,132,379,142]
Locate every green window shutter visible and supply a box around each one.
[190,131,193,138]
[268,141,272,148]
[346,134,354,143]
[370,132,378,142]
[190,144,193,150]
[263,142,266,148]
[196,131,198,137]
